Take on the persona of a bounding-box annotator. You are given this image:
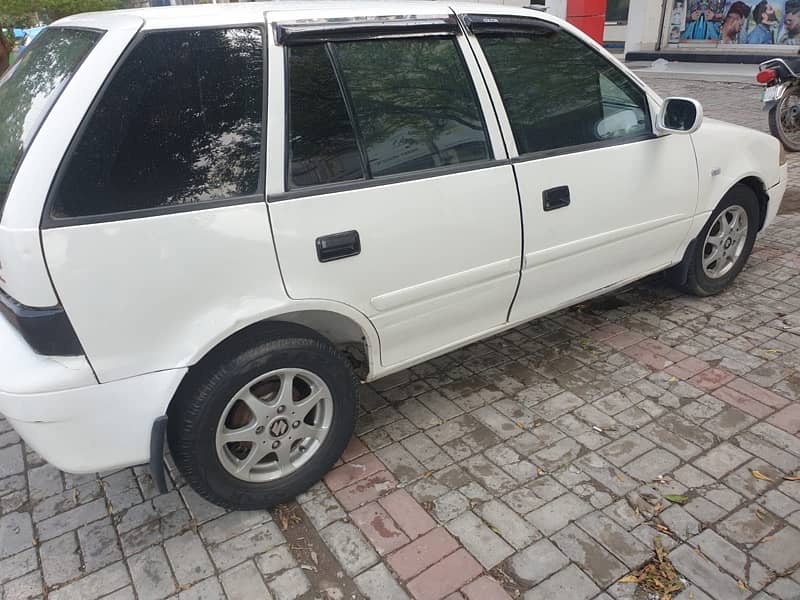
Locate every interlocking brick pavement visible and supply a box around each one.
[3,75,800,600]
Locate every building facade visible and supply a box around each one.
[626,0,800,61]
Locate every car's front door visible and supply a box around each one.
[265,11,522,368]
[462,12,699,323]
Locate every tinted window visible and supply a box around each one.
[51,28,263,219]
[335,38,490,178]
[0,28,101,218]
[477,26,650,155]
[286,37,490,188]
[288,44,364,188]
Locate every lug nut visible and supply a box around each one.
[277,406,286,414]
[272,441,280,449]
[292,421,300,428]
[255,426,265,435]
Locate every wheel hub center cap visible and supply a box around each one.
[269,417,290,438]
[724,238,732,249]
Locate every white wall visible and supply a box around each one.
[625,0,664,54]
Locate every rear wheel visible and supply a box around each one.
[168,324,357,510]
[677,184,759,297]
[769,85,800,152]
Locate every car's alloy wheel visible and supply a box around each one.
[701,205,748,280]
[168,323,357,510]
[215,368,333,482]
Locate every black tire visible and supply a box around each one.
[678,184,759,297]
[769,90,800,152]
[167,323,357,510]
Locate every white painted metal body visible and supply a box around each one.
[0,1,786,473]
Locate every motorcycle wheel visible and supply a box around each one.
[769,86,800,152]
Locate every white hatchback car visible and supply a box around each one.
[0,1,787,509]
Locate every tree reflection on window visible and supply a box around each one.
[52,28,263,218]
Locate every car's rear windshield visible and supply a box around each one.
[0,27,102,219]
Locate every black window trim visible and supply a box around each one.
[462,13,658,161]
[270,158,511,202]
[280,31,496,197]
[0,26,106,224]
[41,23,268,230]
[274,15,460,46]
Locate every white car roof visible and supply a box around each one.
[54,1,560,31]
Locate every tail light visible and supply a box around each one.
[757,69,777,84]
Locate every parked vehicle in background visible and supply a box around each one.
[758,57,800,151]
[0,2,787,510]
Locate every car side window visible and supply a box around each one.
[476,26,650,156]
[50,27,264,219]
[286,37,491,189]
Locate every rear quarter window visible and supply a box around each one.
[0,27,102,219]
[50,27,264,220]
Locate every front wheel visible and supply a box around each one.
[167,324,357,510]
[769,85,800,152]
[676,184,759,297]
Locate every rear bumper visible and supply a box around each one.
[0,312,186,473]
[763,163,788,230]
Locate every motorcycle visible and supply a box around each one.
[758,57,800,151]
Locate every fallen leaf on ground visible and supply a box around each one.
[784,473,800,481]
[664,494,689,505]
[619,536,684,600]
[751,470,773,482]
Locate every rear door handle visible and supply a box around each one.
[543,186,571,211]
[316,230,361,262]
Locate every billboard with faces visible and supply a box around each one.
[671,0,800,44]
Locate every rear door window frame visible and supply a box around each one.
[271,16,505,202]
[41,24,269,229]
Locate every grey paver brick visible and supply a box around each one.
[597,432,655,467]
[718,505,781,545]
[220,561,272,600]
[766,577,800,600]
[36,497,107,542]
[576,511,651,569]
[507,538,569,586]
[0,445,24,479]
[447,510,514,569]
[78,517,122,573]
[40,531,81,587]
[622,449,681,481]
[266,567,311,600]
[525,493,593,536]
[694,442,753,479]
[319,520,378,577]
[551,524,627,587]
[522,563,600,600]
[462,454,517,495]
[208,521,284,572]
[669,543,749,599]
[129,545,177,600]
[164,531,214,586]
[574,452,638,496]
[0,511,33,558]
[703,407,757,439]
[0,548,37,585]
[256,544,296,577]
[198,510,271,545]
[433,490,470,522]
[376,443,426,483]
[27,464,63,503]
[49,561,131,600]
[752,526,800,573]
[354,563,409,600]
[177,576,224,600]
[533,437,583,472]
[757,490,800,518]
[476,499,540,550]
[2,571,42,600]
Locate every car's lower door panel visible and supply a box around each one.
[269,165,522,367]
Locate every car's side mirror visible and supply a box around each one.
[657,97,703,135]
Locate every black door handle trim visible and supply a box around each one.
[543,185,570,211]
[316,230,361,262]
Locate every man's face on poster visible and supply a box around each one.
[786,10,800,34]
[723,12,744,34]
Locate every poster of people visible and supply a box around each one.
[670,0,800,45]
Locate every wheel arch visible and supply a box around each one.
[169,304,380,416]
[735,175,770,231]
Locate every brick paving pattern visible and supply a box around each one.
[2,76,800,600]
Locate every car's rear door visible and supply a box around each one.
[265,9,522,368]
[460,9,698,322]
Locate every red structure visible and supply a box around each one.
[566,0,607,44]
